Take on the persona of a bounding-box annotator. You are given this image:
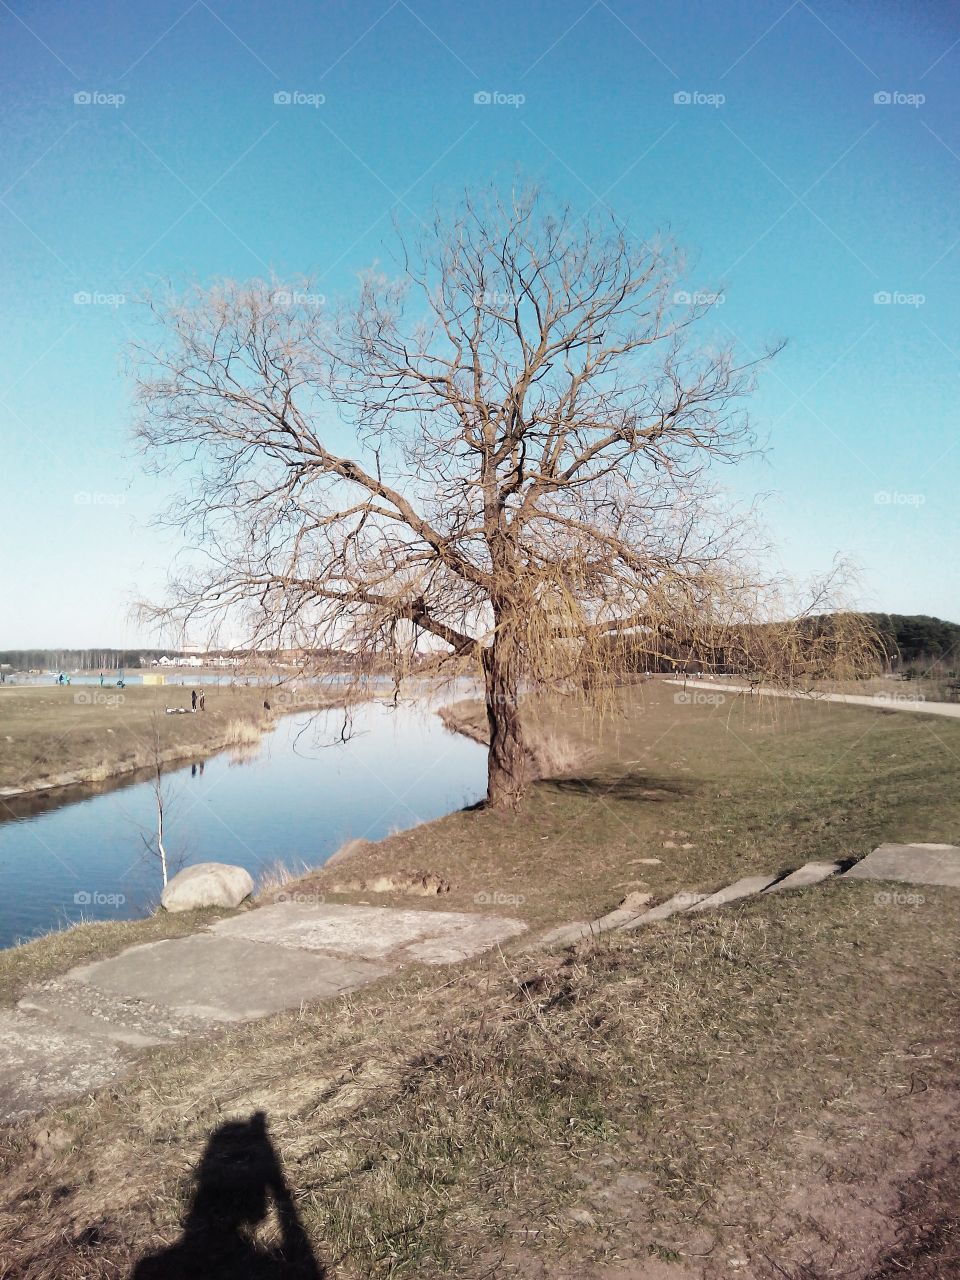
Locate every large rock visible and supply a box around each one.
[160,862,254,913]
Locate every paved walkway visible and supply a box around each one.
[664,679,960,719]
[0,903,527,1122]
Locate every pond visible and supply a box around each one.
[0,696,487,949]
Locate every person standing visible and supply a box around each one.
[191,689,197,711]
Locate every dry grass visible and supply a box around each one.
[223,717,263,747]
[255,859,313,900]
[295,680,960,930]
[1,879,958,1278]
[438,697,591,781]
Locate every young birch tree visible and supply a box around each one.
[133,186,867,807]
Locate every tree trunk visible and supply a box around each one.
[482,632,526,809]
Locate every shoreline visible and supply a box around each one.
[0,695,477,958]
[0,691,347,807]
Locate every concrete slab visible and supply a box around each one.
[619,891,709,929]
[18,974,219,1047]
[538,895,655,946]
[762,862,841,893]
[0,1010,127,1122]
[843,843,960,889]
[66,934,391,1022]
[595,894,655,930]
[686,874,779,913]
[210,901,527,964]
[0,903,529,1122]
[539,921,601,946]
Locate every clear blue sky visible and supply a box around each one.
[2,0,958,647]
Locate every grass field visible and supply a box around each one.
[1,681,959,1277]
[0,682,342,798]
[294,681,960,928]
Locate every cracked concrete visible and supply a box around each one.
[1,902,528,1122]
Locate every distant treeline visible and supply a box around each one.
[608,611,960,677]
[863,614,960,668]
[0,650,164,671]
[3,613,957,677]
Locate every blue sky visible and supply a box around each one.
[1,0,958,647]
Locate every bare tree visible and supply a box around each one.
[141,713,175,887]
[132,185,872,807]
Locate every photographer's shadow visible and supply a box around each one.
[132,1110,324,1279]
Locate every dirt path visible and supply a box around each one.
[665,677,960,718]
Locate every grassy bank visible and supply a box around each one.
[2,879,958,1278]
[2,680,959,1276]
[291,681,960,928]
[0,683,344,799]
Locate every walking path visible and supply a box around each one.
[664,678,960,719]
[3,844,958,1123]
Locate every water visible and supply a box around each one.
[0,697,487,949]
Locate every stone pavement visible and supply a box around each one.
[0,902,527,1122]
[537,846,960,947]
[842,842,960,889]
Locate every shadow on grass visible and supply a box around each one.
[543,772,694,805]
[131,1110,324,1278]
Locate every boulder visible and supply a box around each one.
[160,862,254,913]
